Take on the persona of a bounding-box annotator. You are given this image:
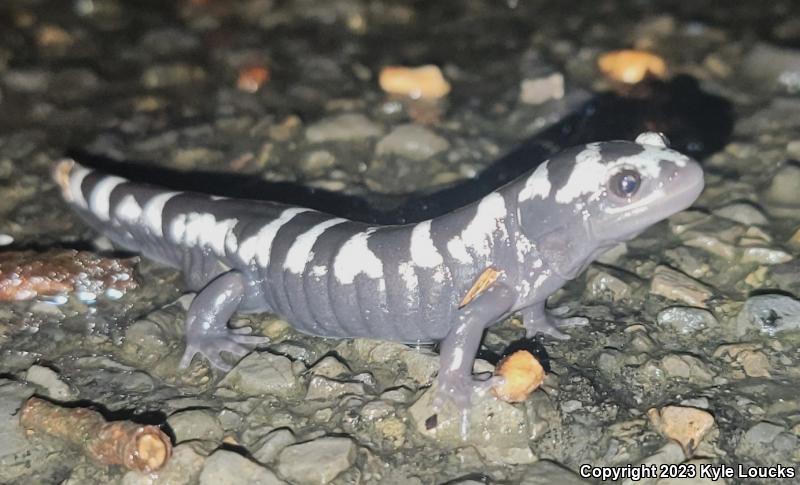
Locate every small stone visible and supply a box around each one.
[736,294,800,336]
[121,444,205,485]
[218,352,298,397]
[741,247,793,265]
[735,422,798,464]
[683,234,737,259]
[520,460,590,485]
[789,227,800,249]
[656,307,717,334]
[199,450,283,485]
[647,405,715,456]
[308,355,350,379]
[650,266,714,307]
[763,162,800,209]
[712,202,768,226]
[519,73,565,105]
[739,350,771,377]
[659,354,714,382]
[586,268,633,302]
[379,65,451,99]
[305,113,383,143]
[141,63,206,89]
[304,375,365,400]
[25,365,76,400]
[252,428,297,464]
[742,43,800,93]
[375,124,449,161]
[596,242,628,265]
[277,437,357,485]
[299,150,336,176]
[167,409,224,443]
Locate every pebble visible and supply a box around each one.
[656,306,717,334]
[199,450,283,485]
[683,234,736,259]
[305,113,383,143]
[252,428,297,464]
[378,65,451,99]
[735,422,798,464]
[375,124,449,161]
[586,268,633,302]
[25,365,76,400]
[277,437,357,485]
[519,73,565,105]
[742,42,800,93]
[308,355,350,379]
[712,202,768,226]
[762,162,800,211]
[659,354,714,382]
[167,409,224,444]
[218,352,299,397]
[141,63,206,89]
[740,247,793,265]
[520,460,590,485]
[0,234,13,246]
[647,405,715,456]
[299,150,336,176]
[304,375,365,400]
[408,384,535,464]
[121,444,205,485]
[649,266,714,307]
[736,294,800,336]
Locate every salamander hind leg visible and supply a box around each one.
[433,281,515,438]
[520,302,588,340]
[178,270,268,371]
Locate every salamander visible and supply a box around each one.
[54,131,704,419]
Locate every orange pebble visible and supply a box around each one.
[379,65,451,99]
[237,65,270,93]
[597,49,667,84]
[491,350,545,403]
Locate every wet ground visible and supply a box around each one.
[1,0,800,483]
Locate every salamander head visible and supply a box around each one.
[517,132,704,244]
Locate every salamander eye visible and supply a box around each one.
[610,169,641,198]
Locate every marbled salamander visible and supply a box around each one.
[55,132,704,417]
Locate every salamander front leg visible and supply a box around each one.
[520,302,588,339]
[178,270,268,371]
[434,282,515,437]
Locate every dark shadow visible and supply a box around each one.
[67,75,733,226]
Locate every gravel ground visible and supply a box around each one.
[1,0,799,484]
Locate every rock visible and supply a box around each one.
[713,344,771,378]
[308,355,350,379]
[25,365,76,400]
[299,150,336,176]
[141,63,206,89]
[304,375,365,400]
[659,354,714,382]
[596,242,628,265]
[520,460,589,485]
[305,113,382,143]
[656,306,718,334]
[736,294,800,336]
[586,268,634,302]
[647,406,715,456]
[121,444,205,485]
[740,247,793,265]
[218,352,298,397]
[712,202,768,226]
[0,379,52,483]
[742,42,800,93]
[277,437,357,484]
[762,162,800,215]
[650,266,714,307]
[620,442,684,485]
[408,385,535,464]
[683,234,737,259]
[252,428,297,464]
[735,422,798,464]
[167,409,224,443]
[375,124,449,161]
[378,65,451,99]
[199,450,283,485]
[519,73,565,105]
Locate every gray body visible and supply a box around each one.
[56,132,704,418]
